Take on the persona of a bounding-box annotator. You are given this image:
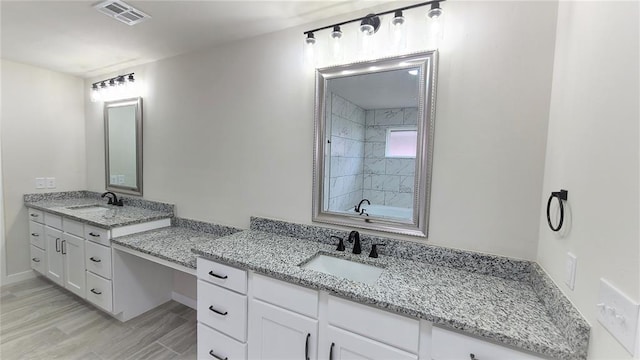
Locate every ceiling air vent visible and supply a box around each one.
[94,0,151,26]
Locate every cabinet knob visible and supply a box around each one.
[470,354,477,360]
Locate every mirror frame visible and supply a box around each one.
[312,51,438,237]
[104,97,143,196]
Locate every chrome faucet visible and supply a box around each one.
[101,191,123,206]
[354,199,370,213]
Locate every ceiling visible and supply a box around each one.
[329,68,419,109]
[1,0,392,78]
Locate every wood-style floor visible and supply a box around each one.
[0,276,197,359]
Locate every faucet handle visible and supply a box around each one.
[330,236,345,251]
[369,243,386,258]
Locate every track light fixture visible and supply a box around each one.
[90,73,136,102]
[302,0,445,66]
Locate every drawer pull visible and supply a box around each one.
[305,333,310,360]
[208,350,227,360]
[32,257,40,263]
[55,238,61,253]
[208,305,228,316]
[31,233,39,237]
[208,271,228,279]
[88,232,101,237]
[30,213,39,217]
[329,343,335,360]
[90,257,102,263]
[90,288,102,295]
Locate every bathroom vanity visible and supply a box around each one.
[25,191,175,321]
[192,218,590,360]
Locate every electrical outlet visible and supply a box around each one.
[35,178,46,189]
[597,278,640,354]
[110,175,118,184]
[118,175,125,185]
[565,252,577,290]
[45,177,56,189]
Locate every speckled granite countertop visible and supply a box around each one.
[24,191,174,229]
[111,218,241,269]
[193,230,580,360]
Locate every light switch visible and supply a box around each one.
[565,252,577,290]
[118,175,125,185]
[35,178,46,189]
[597,278,639,355]
[110,175,118,184]
[45,177,56,189]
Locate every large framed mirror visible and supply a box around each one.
[104,97,143,196]
[312,51,437,237]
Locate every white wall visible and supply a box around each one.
[1,60,86,281]
[536,2,639,359]
[84,1,557,260]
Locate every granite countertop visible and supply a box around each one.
[111,217,241,269]
[112,228,222,269]
[193,230,577,360]
[24,192,174,229]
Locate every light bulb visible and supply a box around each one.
[303,32,317,68]
[390,10,407,54]
[330,26,343,64]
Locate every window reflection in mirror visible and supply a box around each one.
[313,52,437,237]
[105,97,143,196]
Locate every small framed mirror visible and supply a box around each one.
[312,51,438,237]
[104,97,143,196]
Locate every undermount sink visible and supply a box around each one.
[300,253,384,285]
[66,204,111,213]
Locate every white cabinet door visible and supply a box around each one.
[248,299,318,360]
[45,226,64,286]
[324,325,417,360]
[63,233,86,298]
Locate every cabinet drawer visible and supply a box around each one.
[432,326,544,360]
[198,323,247,360]
[197,257,247,294]
[29,221,45,249]
[328,296,419,354]
[30,245,46,275]
[44,212,62,230]
[86,241,112,279]
[84,225,110,246]
[63,218,84,237]
[86,271,113,312]
[28,209,44,223]
[252,273,318,318]
[197,280,247,342]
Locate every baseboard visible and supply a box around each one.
[172,291,196,309]
[1,269,36,287]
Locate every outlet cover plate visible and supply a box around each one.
[35,178,46,189]
[565,252,577,290]
[45,177,56,189]
[597,278,639,354]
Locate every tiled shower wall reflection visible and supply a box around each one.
[328,93,365,212]
[363,108,417,208]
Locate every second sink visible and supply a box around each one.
[301,253,384,285]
